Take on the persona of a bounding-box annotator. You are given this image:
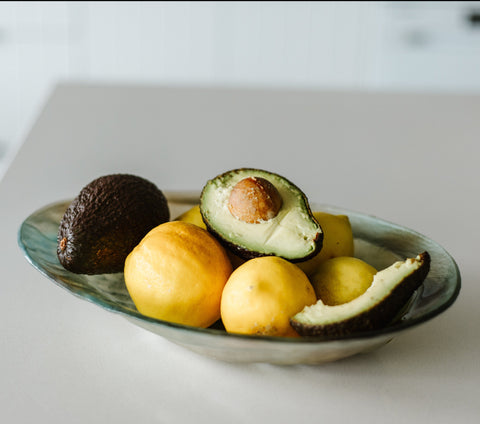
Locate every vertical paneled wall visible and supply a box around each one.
[1,1,480,175]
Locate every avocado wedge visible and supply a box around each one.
[200,168,322,261]
[290,252,430,337]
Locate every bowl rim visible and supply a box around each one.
[18,194,461,345]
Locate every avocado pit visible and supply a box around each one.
[228,177,283,223]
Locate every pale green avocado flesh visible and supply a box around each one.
[200,169,322,261]
[291,252,431,337]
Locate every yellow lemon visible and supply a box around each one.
[124,221,232,328]
[297,211,354,276]
[175,204,246,269]
[221,256,316,337]
[310,256,377,305]
[175,205,207,229]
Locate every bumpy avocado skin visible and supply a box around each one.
[290,252,431,338]
[57,174,169,275]
[200,168,323,262]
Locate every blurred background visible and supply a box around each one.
[1,1,480,175]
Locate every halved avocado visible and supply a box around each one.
[200,168,322,261]
[290,252,430,337]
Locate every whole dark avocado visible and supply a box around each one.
[57,174,169,274]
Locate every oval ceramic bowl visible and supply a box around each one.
[18,192,460,364]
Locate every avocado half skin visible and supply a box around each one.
[290,252,431,338]
[200,168,323,262]
[57,174,169,275]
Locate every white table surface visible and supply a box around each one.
[1,84,478,423]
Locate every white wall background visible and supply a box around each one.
[1,1,480,174]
